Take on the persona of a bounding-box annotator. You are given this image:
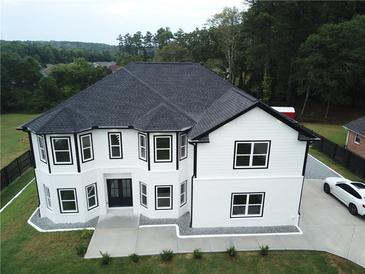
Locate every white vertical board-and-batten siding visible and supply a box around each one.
[192,107,306,228]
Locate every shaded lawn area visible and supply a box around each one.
[309,148,363,181]
[1,181,364,274]
[0,168,35,208]
[302,123,347,146]
[0,113,39,168]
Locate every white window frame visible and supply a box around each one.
[234,141,270,169]
[43,185,52,210]
[108,132,122,159]
[138,133,147,161]
[230,192,265,218]
[86,183,98,210]
[154,135,172,162]
[180,180,187,207]
[51,137,73,165]
[354,133,361,144]
[37,135,47,163]
[155,185,173,210]
[140,182,147,208]
[80,133,94,163]
[57,188,78,213]
[179,134,188,160]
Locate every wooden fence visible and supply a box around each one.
[1,150,33,191]
[311,136,365,179]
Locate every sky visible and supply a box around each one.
[1,0,247,45]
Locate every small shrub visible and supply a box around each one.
[99,251,112,265]
[193,248,203,259]
[129,253,139,263]
[259,245,269,256]
[75,243,87,256]
[80,229,93,240]
[226,246,236,257]
[160,249,174,261]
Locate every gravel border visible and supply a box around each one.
[140,213,299,235]
[30,208,98,231]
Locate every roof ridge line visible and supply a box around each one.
[230,87,259,102]
[122,67,195,122]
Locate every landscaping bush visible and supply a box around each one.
[129,253,139,263]
[160,249,174,261]
[99,251,112,265]
[75,243,87,256]
[193,248,203,259]
[226,246,236,257]
[80,229,93,240]
[259,245,269,257]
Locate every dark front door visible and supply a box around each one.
[107,179,133,207]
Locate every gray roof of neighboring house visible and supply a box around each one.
[344,116,365,136]
[21,62,317,141]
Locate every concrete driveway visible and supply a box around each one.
[85,179,365,267]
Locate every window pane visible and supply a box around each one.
[249,194,262,204]
[181,146,186,157]
[88,196,96,207]
[54,139,69,150]
[62,201,76,211]
[82,136,91,147]
[110,134,120,145]
[140,147,146,158]
[60,190,75,200]
[141,184,147,194]
[180,183,185,193]
[236,156,249,167]
[180,194,185,204]
[111,147,121,157]
[158,187,171,197]
[248,205,261,215]
[140,135,145,147]
[237,143,251,154]
[253,143,268,154]
[156,137,170,148]
[41,150,47,161]
[87,186,95,196]
[158,197,170,207]
[232,206,246,215]
[83,148,91,160]
[142,195,147,206]
[157,150,170,160]
[252,156,266,166]
[55,152,71,163]
[233,194,247,204]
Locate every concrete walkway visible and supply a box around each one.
[85,179,365,267]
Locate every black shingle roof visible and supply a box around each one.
[344,116,365,136]
[22,62,317,141]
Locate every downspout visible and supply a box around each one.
[73,133,81,173]
[28,132,40,212]
[190,143,197,227]
[297,141,310,225]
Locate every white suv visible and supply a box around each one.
[324,177,365,216]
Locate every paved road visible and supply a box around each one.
[305,155,342,179]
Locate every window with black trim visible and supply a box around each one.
[51,137,73,165]
[37,135,47,163]
[140,182,147,208]
[80,133,94,163]
[234,141,270,168]
[354,133,361,144]
[180,134,188,160]
[86,183,98,210]
[108,132,122,159]
[138,133,147,161]
[44,185,52,210]
[58,188,78,213]
[180,180,187,206]
[154,135,172,162]
[231,193,264,218]
[155,185,172,210]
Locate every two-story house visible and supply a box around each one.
[21,62,317,228]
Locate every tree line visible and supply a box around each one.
[117,1,365,118]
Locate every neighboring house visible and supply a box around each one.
[344,116,365,159]
[93,61,120,73]
[20,62,318,228]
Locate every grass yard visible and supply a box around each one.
[302,123,347,146]
[1,179,364,274]
[0,113,39,168]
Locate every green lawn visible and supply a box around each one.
[1,179,364,274]
[0,113,39,168]
[302,123,347,146]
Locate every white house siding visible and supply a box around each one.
[192,107,307,228]
[33,129,193,224]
